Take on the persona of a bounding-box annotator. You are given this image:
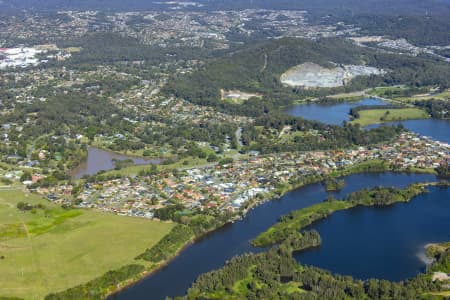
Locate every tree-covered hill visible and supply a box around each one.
[164,37,450,117]
[165,38,363,99]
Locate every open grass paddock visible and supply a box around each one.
[352,108,429,126]
[0,188,174,299]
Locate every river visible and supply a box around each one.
[112,173,444,300]
[72,147,161,179]
[112,99,449,298]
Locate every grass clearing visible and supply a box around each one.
[352,108,429,126]
[63,47,82,53]
[0,189,174,299]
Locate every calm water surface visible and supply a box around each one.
[285,98,387,125]
[72,147,161,178]
[287,98,450,143]
[296,186,450,281]
[113,173,442,300]
[367,119,450,144]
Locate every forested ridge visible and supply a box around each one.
[3,0,450,16]
[164,37,450,118]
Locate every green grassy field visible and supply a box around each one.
[0,188,174,300]
[368,86,450,102]
[352,108,429,126]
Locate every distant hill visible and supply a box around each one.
[1,0,449,16]
[201,0,450,16]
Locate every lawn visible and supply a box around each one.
[352,108,429,126]
[0,189,174,300]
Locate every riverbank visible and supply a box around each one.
[105,236,197,299]
[42,164,440,300]
[46,226,198,300]
[103,167,439,299]
[104,216,242,300]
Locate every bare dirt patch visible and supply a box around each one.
[281,62,384,88]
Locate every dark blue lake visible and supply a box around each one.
[112,173,445,300]
[296,186,450,281]
[367,119,450,144]
[285,98,387,125]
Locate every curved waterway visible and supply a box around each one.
[286,98,450,143]
[285,98,388,125]
[72,147,161,179]
[366,119,450,144]
[296,186,450,281]
[112,173,441,300]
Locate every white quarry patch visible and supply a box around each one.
[280,62,385,88]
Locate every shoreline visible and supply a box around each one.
[70,146,164,179]
[106,237,196,299]
[104,217,236,299]
[253,182,431,247]
[102,166,440,299]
